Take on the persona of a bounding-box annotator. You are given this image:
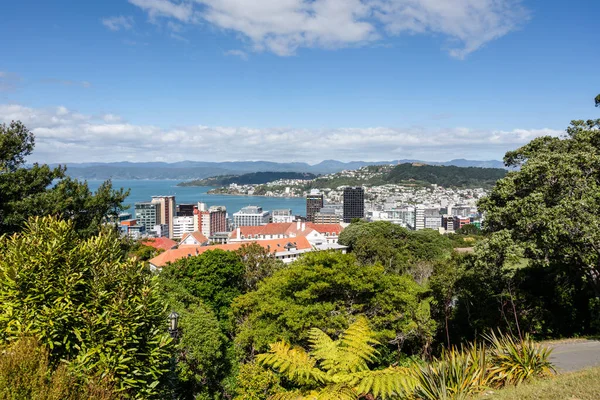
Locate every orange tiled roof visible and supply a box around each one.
[306,223,343,235]
[142,237,177,251]
[180,231,209,244]
[230,223,293,239]
[149,236,312,268]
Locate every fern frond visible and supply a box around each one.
[336,316,380,373]
[270,390,314,400]
[315,384,358,400]
[349,366,417,399]
[258,341,328,385]
[308,327,341,372]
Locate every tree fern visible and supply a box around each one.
[257,316,415,399]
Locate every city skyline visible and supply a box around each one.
[1,0,598,164]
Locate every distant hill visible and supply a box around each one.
[55,159,506,180]
[178,172,318,187]
[384,163,507,188]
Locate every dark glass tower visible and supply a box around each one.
[306,193,324,222]
[343,187,364,223]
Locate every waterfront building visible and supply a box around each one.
[343,187,365,223]
[151,196,176,238]
[232,206,271,227]
[306,190,324,222]
[272,209,294,223]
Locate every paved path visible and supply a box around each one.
[550,340,600,372]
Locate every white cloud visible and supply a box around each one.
[102,15,135,31]
[0,103,561,164]
[224,49,249,60]
[127,0,528,57]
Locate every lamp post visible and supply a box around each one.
[168,310,180,339]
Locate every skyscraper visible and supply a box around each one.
[151,196,176,238]
[134,202,160,230]
[343,187,364,223]
[306,191,324,222]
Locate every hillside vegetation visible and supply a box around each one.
[178,171,317,186]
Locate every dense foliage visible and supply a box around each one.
[178,171,317,187]
[479,119,600,330]
[0,121,128,237]
[339,221,453,275]
[233,251,435,360]
[0,217,172,398]
[384,163,507,188]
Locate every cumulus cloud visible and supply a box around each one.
[0,103,561,164]
[102,15,135,31]
[127,0,528,57]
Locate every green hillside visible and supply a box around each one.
[178,171,317,187]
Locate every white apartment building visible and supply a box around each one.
[232,206,271,227]
[172,216,195,239]
[272,209,294,223]
[414,206,425,231]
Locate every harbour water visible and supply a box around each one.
[86,180,307,216]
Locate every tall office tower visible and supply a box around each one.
[343,187,365,223]
[134,202,160,229]
[209,206,227,235]
[151,196,176,238]
[306,190,324,222]
[414,205,425,231]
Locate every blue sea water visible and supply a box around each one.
[86,180,307,216]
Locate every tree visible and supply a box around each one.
[233,251,435,361]
[0,121,128,236]
[456,224,481,236]
[339,221,452,274]
[257,317,415,400]
[595,94,600,107]
[236,243,284,291]
[159,249,245,324]
[479,119,600,300]
[0,217,172,398]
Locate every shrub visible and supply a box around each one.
[0,337,117,400]
[485,332,555,387]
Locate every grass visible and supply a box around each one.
[476,367,600,400]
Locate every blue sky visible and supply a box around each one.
[0,0,598,163]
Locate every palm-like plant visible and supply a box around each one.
[485,331,555,386]
[257,317,416,400]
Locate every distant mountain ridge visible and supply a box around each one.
[56,159,506,180]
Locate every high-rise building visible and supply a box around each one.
[135,202,160,230]
[343,187,364,223]
[209,206,227,235]
[313,207,340,224]
[172,216,195,239]
[233,206,271,227]
[414,206,425,230]
[151,196,175,238]
[306,191,324,222]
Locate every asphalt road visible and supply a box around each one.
[550,340,600,372]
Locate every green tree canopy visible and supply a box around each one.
[0,121,128,236]
[0,216,172,397]
[339,221,453,274]
[479,119,600,296]
[159,249,245,324]
[233,251,435,361]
